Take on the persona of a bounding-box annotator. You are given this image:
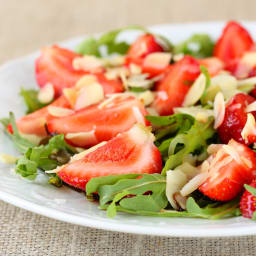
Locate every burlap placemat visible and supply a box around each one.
[1,0,256,255]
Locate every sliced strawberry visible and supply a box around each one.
[57,124,162,190]
[126,34,164,65]
[47,96,149,148]
[35,45,124,96]
[199,140,256,201]
[152,56,200,116]
[15,95,71,138]
[218,93,256,144]
[214,21,253,67]
[240,180,256,218]
[198,57,224,77]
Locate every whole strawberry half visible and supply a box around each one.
[57,124,162,190]
[199,139,256,201]
[240,180,256,219]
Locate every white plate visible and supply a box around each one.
[0,21,256,237]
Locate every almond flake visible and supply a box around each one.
[246,101,256,113]
[143,52,172,71]
[222,145,242,165]
[75,75,98,90]
[146,107,159,116]
[132,106,146,125]
[137,90,155,106]
[65,129,97,147]
[182,74,206,107]
[213,92,225,129]
[207,144,223,155]
[241,52,256,67]
[166,170,187,209]
[241,156,253,169]
[0,154,18,164]
[73,56,103,72]
[180,172,209,197]
[241,113,256,143]
[74,82,104,110]
[63,88,77,108]
[173,192,187,210]
[103,56,125,67]
[37,83,54,104]
[105,67,129,80]
[48,106,74,117]
[130,63,142,75]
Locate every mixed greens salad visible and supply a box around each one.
[2,21,256,220]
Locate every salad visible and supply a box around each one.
[2,21,256,220]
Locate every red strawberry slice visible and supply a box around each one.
[126,34,164,65]
[218,93,256,144]
[240,180,256,218]
[198,57,224,77]
[57,124,162,190]
[16,95,71,137]
[47,96,149,148]
[199,139,256,201]
[214,21,253,67]
[152,56,200,116]
[35,45,124,97]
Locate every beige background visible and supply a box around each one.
[1,0,256,255]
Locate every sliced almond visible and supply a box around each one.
[137,90,155,106]
[75,74,98,90]
[173,53,184,62]
[74,82,104,110]
[241,51,256,67]
[241,113,256,143]
[105,67,129,80]
[246,101,256,113]
[128,124,154,144]
[174,162,199,180]
[0,154,18,164]
[182,73,206,107]
[207,144,223,155]
[19,132,45,145]
[130,63,142,75]
[143,52,171,70]
[103,56,125,67]
[132,106,146,125]
[48,106,74,117]
[126,74,153,89]
[166,169,188,209]
[37,83,54,104]
[173,193,187,210]
[63,88,77,108]
[222,144,243,165]
[180,172,209,197]
[65,130,97,147]
[73,56,103,72]
[213,92,225,129]
[145,107,159,116]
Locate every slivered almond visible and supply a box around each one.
[200,160,210,173]
[182,73,206,107]
[75,74,98,90]
[241,52,256,67]
[105,67,129,80]
[130,63,142,75]
[241,113,256,143]
[0,154,18,164]
[207,144,223,155]
[246,101,256,113]
[237,77,256,87]
[73,56,103,72]
[180,172,209,197]
[174,193,187,210]
[143,52,172,70]
[132,106,145,125]
[48,106,74,117]
[222,145,242,165]
[103,56,125,67]
[74,82,104,110]
[137,90,155,106]
[63,88,77,108]
[37,83,54,104]
[241,156,253,169]
[213,92,225,129]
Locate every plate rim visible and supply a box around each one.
[2,21,256,237]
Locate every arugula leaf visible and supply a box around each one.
[76,25,146,57]
[15,134,76,183]
[4,112,36,153]
[20,88,48,114]
[86,174,140,198]
[0,117,10,129]
[186,197,241,220]
[174,34,214,58]
[162,118,216,175]
[244,184,256,196]
[89,173,167,218]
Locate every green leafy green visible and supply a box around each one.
[162,118,216,175]
[76,25,146,57]
[88,173,167,218]
[200,66,211,104]
[15,134,76,183]
[20,88,48,114]
[0,117,10,129]
[186,197,241,220]
[2,112,36,153]
[174,34,214,58]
